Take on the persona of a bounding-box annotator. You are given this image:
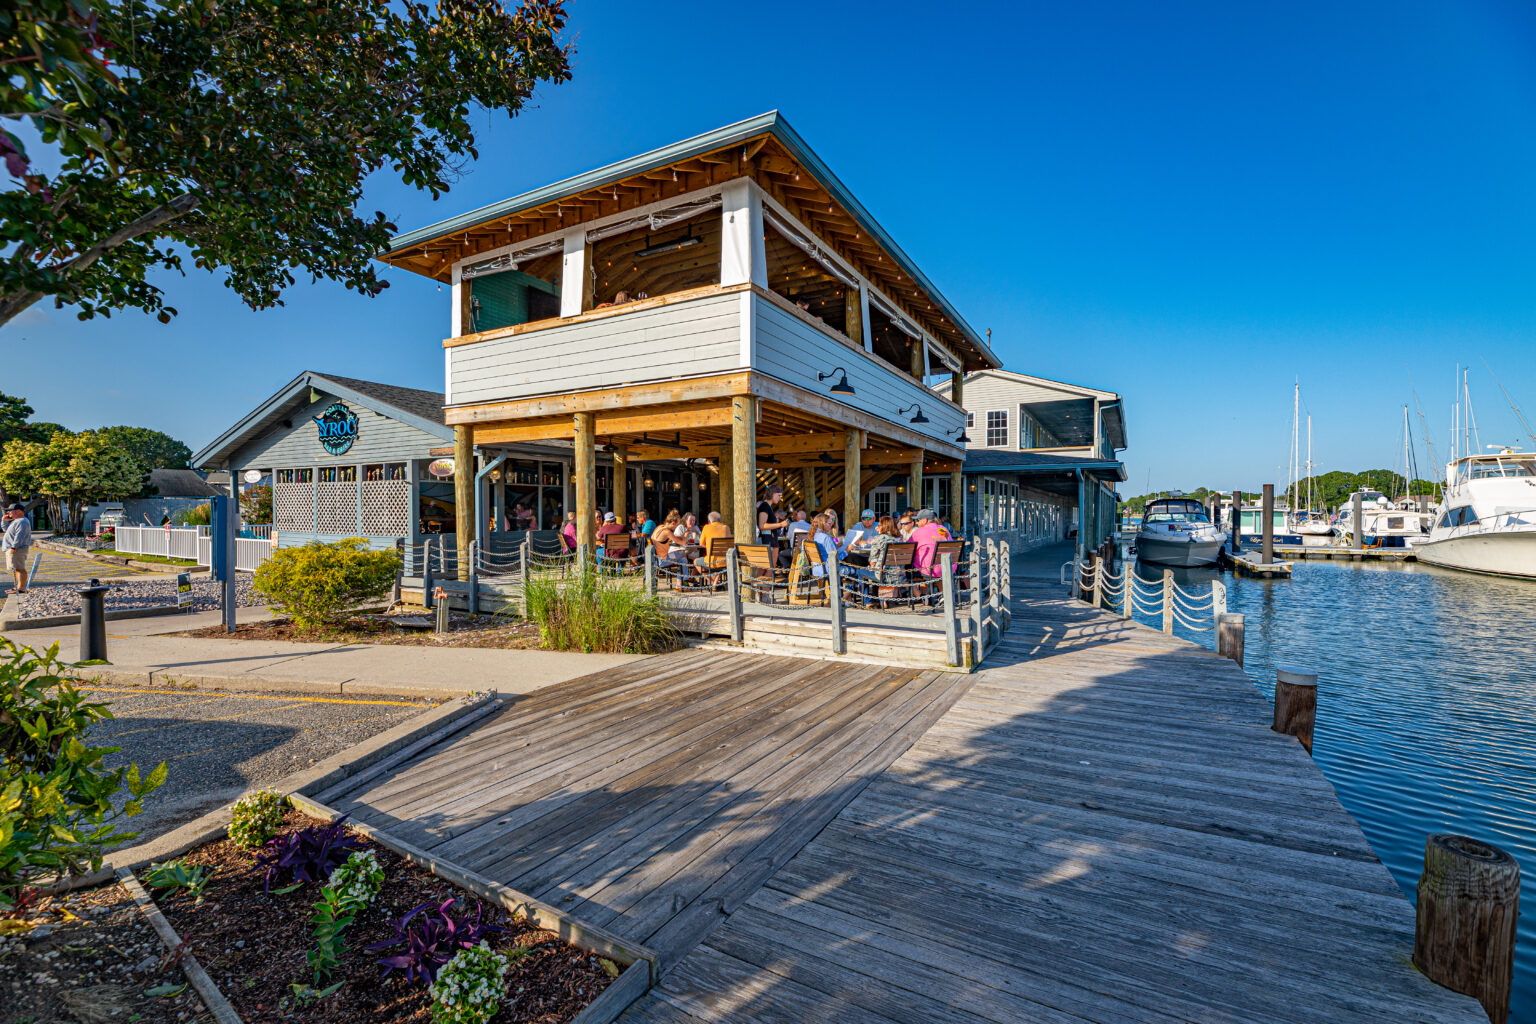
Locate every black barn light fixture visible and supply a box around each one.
[817,367,856,396]
[899,403,930,425]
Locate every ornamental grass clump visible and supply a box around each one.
[430,941,524,1024]
[253,538,400,633]
[523,567,679,654]
[228,789,288,850]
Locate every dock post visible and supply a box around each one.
[1261,483,1275,565]
[467,540,479,615]
[1217,613,1244,666]
[1161,569,1174,634]
[1230,489,1242,554]
[519,536,530,580]
[969,540,985,662]
[940,553,960,667]
[828,550,846,655]
[1272,666,1317,753]
[1414,833,1520,1024]
[726,547,743,643]
[1092,553,1104,609]
[644,543,657,595]
[987,538,1001,645]
[1000,540,1011,632]
[1121,567,1132,619]
[1211,579,1226,619]
[423,537,436,610]
[1353,491,1365,551]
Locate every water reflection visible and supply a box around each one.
[1132,554,1536,1021]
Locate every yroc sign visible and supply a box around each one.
[313,401,359,455]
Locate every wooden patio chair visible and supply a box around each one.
[789,539,829,606]
[927,540,966,603]
[599,532,630,568]
[879,542,917,607]
[690,536,733,590]
[737,544,779,604]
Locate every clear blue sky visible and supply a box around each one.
[6,0,1536,493]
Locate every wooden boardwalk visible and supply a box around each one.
[332,574,1483,1023]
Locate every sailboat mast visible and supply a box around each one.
[1402,405,1411,499]
[1307,415,1313,512]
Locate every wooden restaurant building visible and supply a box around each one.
[379,111,1002,572]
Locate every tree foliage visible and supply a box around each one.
[0,0,572,327]
[0,428,141,533]
[96,424,191,470]
[0,391,68,445]
[240,482,272,524]
[1120,471,1441,515]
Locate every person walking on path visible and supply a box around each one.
[3,503,33,594]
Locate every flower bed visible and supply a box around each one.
[147,808,617,1023]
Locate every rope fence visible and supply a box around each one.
[1063,555,1227,635]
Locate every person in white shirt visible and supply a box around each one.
[840,509,878,554]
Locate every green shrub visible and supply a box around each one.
[229,789,289,850]
[0,639,167,908]
[523,568,679,654]
[174,502,213,527]
[253,538,400,632]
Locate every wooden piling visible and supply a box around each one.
[1091,553,1104,609]
[940,552,959,667]
[1230,489,1242,554]
[726,547,743,643]
[1353,490,1365,548]
[1161,569,1174,634]
[1217,612,1245,667]
[828,550,846,655]
[1272,666,1317,753]
[1414,833,1521,1024]
[1261,483,1275,565]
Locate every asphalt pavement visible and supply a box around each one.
[80,684,438,842]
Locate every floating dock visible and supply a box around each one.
[1273,545,1415,562]
[1223,550,1295,578]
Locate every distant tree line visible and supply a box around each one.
[1119,471,1441,515]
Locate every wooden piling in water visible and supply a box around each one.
[1261,483,1275,565]
[1414,833,1521,1024]
[1272,666,1317,753]
[1217,612,1245,667]
[1161,569,1174,634]
[1353,490,1365,549]
[1230,489,1242,554]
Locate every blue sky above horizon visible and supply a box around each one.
[5,0,1536,493]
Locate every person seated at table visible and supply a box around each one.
[596,511,627,558]
[652,511,690,567]
[819,508,841,543]
[897,512,915,540]
[785,509,812,544]
[910,508,948,577]
[807,514,839,578]
[848,515,903,601]
[560,511,578,552]
[937,514,955,541]
[677,511,701,545]
[840,509,878,554]
[695,512,732,569]
[635,509,656,543]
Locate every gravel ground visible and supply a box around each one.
[19,575,261,618]
[85,686,437,842]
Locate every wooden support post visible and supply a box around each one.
[731,396,757,545]
[574,411,596,561]
[986,537,1001,647]
[845,290,863,347]
[436,590,450,633]
[844,429,863,523]
[1120,565,1132,618]
[999,539,1011,632]
[908,456,923,514]
[803,467,818,512]
[828,550,845,654]
[950,468,964,530]
[453,426,473,581]
[1161,568,1174,634]
[726,547,743,643]
[612,445,628,520]
[909,337,924,382]
[1217,612,1244,666]
[940,552,959,667]
[968,540,984,664]
[467,541,479,615]
[1272,666,1317,753]
[1231,489,1242,554]
[422,536,435,610]
[1092,553,1104,609]
[717,450,733,533]
[643,542,656,595]
[1211,579,1226,619]
[1261,483,1275,564]
[1353,490,1365,549]
[1414,833,1521,1024]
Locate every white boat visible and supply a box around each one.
[1415,449,1536,579]
[1335,489,1433,548]
[1136,498,1227,567]
[1291,515,1335,537]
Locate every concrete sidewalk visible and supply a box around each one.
[2,608,646,698]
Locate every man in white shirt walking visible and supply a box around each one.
[2,503,34,594]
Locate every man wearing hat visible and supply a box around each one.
[909,507,947,578]
[840,508,879,556]
[2,503,33,594]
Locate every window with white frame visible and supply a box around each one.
[966,412,974,428]
[985,410,1008,447]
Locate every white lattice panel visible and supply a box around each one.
[317,481,359,534]
[360,480,409,536]
[275,482,313,531]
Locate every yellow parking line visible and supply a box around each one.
[76,684,433,707]
[111,701,312,737]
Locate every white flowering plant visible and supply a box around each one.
[228,789,288,850]
[326,849,384,912]
[430,941,519,1024]
[306,849,385,983]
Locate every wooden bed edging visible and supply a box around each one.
[288,793,660,998]
[118,868,244,1024]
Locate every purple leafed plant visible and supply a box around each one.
[251,818,364,893]
[366,898,504,985]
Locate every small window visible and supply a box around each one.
[985,410,1008,447]
[318,467,337,483]
[385,463,406,481]
[966,412,974,428]
[276,468,312,484]
[336,465,357,482]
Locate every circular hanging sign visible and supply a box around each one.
[312,401,359,456]
[428,458,456,478]
[243,469,262,484]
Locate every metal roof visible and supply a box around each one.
[961,448,1127,482]
[384,111,999,370]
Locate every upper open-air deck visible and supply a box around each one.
[382,112,1003,555]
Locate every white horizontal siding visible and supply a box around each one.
[449,292,743,406]
[752,297,962,447]
[233,397,443,468]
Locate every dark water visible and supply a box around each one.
[1134,557,1536,1021]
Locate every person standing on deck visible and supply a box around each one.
[757,486,789,564]
[2,504,32,594]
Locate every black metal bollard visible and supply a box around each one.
[79,578,110,662]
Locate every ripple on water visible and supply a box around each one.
[1133,556,1536,1022]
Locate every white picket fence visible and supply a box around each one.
[114,525,275,572]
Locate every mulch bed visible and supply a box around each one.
[173,613,545,650]
[152,809,613,1023]
[1,883,211,1024]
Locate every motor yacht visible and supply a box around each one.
[1334,490,1432,548]
[1415,449,1536,579]
[1136,498,1227,567]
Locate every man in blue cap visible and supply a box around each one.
[840,508,879,555]
[2,503,32,594]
